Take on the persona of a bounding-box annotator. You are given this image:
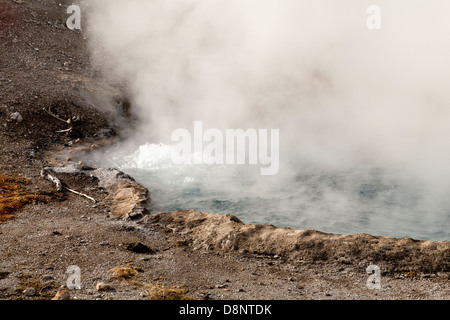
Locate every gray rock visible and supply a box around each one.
[10,112,23,123]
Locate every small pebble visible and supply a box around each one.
[23,287,36,296]
[10,112,23,123]
[96,282,113,292]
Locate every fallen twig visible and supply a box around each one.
[40,169,97,203]
[63,186,96,203]
[56,128,73,133]
[40,169,63,192]
[23,39,38,51]
[42,107,72,125]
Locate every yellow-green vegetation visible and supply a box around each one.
[0,174,50,224]
[144,283,195,300]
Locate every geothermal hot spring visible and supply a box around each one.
[86,141,450,241]
[84,0,450,241]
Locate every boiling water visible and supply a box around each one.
[85,142,449,241]
[84,1,450,241]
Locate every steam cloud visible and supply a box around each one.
[84,0,450,189]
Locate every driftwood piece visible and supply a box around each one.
[40,169,96,203]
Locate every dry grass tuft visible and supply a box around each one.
[17,273,55,299]
[144,283,195,300]
[0,174,51,224]
[111,264,139,281]
[18,273,41,291]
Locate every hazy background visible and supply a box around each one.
[81,0,450,239]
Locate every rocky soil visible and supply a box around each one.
[0,0,448,301]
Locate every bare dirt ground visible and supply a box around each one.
[0,0,448,301]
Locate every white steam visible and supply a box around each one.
[83,0,450,231]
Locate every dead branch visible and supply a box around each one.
[40,169,97,203]
[40,169,63,192]
[42,107,70,124]
[43,107,73,130]
[64,186,96,203]
[56,128,73,133]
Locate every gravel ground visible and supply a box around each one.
[0,0,448,301]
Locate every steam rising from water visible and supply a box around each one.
[84,0,450,240]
